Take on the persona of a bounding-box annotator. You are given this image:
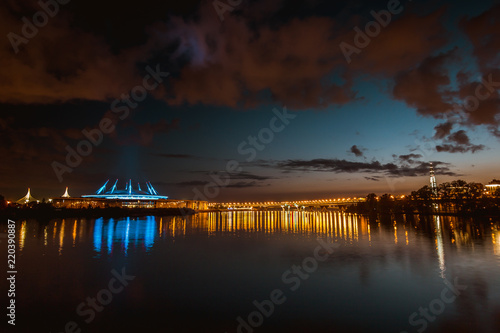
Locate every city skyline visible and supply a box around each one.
[1,0,500,201]
[6,168,500,204]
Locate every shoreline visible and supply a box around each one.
[0,207,197,221]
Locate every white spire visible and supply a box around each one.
[62,187,70,198]
[16,188,38,204]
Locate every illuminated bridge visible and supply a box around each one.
[207,197,365,211]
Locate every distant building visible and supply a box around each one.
[484,179,500,196]
[51,179,208,210]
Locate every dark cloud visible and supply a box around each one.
[166,180,268,189]
[349,145,363,157]
[110,119,180,146]
[0,118,111,190]
[0,0,451,110]
[435,144,483,153]
[433,122,454,139]
[435,130,485,153]
[154,153,197,159]
[165,4,450,108]
[277,159,396,173]
[459,4,500,133]
[226,181,270,189]
[229,171,276,181]
[172,180,209,187]
[163,11,355,109]
[0,119,84,161]
[365,176,381,182]
[460,4,500,74]
[174,171,275,189]
[192,170,275,181]
[390,46,491,152]
[393,50,456,117]
[456,71,500,127]
[2,0,497,132]
[0,5,155,104]
[261,158,458,177]
[344,8,449,76]
[448,130,469,145]
[387,4,500,137]
[398,154,422,164]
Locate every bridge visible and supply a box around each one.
[207,197,365,211]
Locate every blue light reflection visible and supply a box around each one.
[93,216,157,257]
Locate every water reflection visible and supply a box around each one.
[59,219,65,255]
[14,212,500,262]
[6,212,500,332]
[19,220,26,251]
[201,211,366,240]
[493,225,500,256]
[435,215,446,278]
[93,216,156,256]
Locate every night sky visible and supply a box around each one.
[1,0,499,201]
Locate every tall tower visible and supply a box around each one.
[430,163,438,197]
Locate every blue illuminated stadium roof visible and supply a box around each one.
[82,179,168,200]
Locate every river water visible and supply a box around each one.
[4,211,500,332]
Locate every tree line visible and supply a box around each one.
[347,179,500,216]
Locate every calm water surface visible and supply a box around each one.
[4,212,500,332]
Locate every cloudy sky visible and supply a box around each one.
[1,0,499,201]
